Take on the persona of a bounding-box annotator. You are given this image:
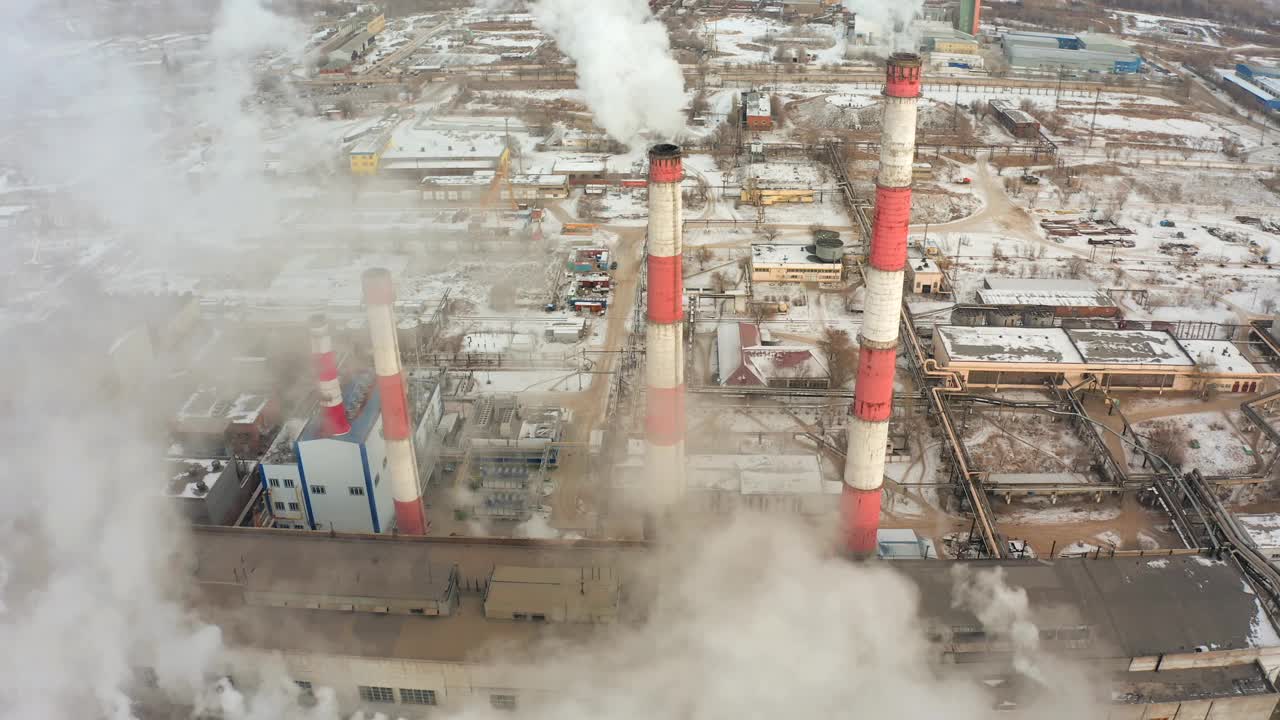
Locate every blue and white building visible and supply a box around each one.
[259,371,444,533]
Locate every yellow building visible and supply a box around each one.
[934,38,980,55]
[364,13,386,35]
[348,126,395,176]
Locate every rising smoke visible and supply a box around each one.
[441,517,1099,720]
[842,0,927,53]
[0,2,1093,719]
[529,0,687,144]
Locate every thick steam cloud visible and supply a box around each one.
[842,0,926,53]
[530,0,686,144]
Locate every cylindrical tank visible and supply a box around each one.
[951,306,988,327]
[987,309,1021,327]
[816,235,844,263]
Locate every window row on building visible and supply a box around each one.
[347,684,517,710]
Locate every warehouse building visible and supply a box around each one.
[976,278,1119,318]
[1225,65,1280,112]
[989,99,1041,139]
[1002,31,1140,74]
[750,244,843,283]
[934,325,1271,392]
[376,126,513,180]
[178,529,1280,719]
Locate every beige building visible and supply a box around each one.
[750,244,843,284]
[483,566,619,623]
[161,529,1280,720]
[934,325,1272,393]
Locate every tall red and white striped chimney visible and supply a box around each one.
[842,53,922,557]
[310,314,351,437]
[362,268,428,536]
[646,144,687,506]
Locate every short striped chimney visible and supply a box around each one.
[842,53,922,557]
[645,144,687,506]
[309,314,350,437]
[362,268,428,535]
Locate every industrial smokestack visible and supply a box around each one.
[645,143,687,507]
[362,268,428,536]
[842,53,922,557]
[309,314,351,437]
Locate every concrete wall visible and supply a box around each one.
[220,647,1279,720]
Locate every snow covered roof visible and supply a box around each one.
[938,326,1084,364]
[381,126,509,163]
[1066,329,1191,366]
[976,288,1116,308]
[751,243,832,266]
[743,90,771,118]
[983,278,1099,292]
[1179,340,1258,375]
[165,459,229,499]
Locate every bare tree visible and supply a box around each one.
[1066,257,1088,279]
[761,225,781,242]
[695,246,714,270]
[817,328,857,388]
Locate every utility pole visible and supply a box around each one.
[952,82,960,131]
[1088,88,1101,152]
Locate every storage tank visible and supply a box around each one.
[815,235,844,263]
[397,316,421,351]
[951,306,988,327]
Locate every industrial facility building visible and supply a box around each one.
[483,566,620,624]
[171,388,280,458]
[934,325,1270,392]
[1224,65,1280,112]
[714,322,830,389]
[741,90,774,130]
[181,529,1280,719]
[975,278,1119,318]
[163,458,258,526]
[953,0,981,36]
[613,450,838,516]
[989,99,1041,139]
[257,372,444,533]
[377,127,513,180]
[1002,31,1141,74]
[750,243,843,283]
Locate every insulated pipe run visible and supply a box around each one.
[362,268,428,536]
[842,53,922,557]
[309,314,351,437]
[645,144,687,507]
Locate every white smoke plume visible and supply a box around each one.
[951,564,1098,717]
[529,0,686,144]
[0,0,318,718]
[427,518,1098,720]
[842,0,926,54]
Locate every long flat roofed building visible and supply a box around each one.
[180,528,1280,718]
[750,244,843,283]
[935,326,1270,392]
